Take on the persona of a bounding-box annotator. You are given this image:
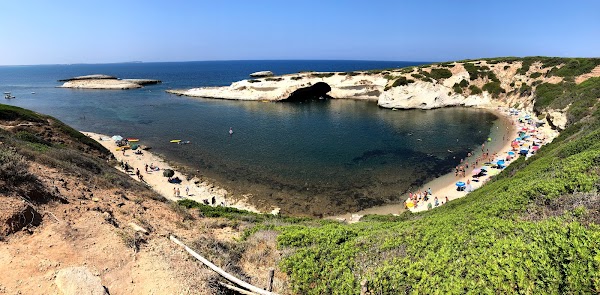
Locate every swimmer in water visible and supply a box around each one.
[229,127,233,135]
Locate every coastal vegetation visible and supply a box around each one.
[482,81,505,98]
[2,57,600,294]
[229,57,599,294]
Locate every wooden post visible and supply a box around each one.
[169,235,277,295]
[360,279,368,295]
[267,268,275,292]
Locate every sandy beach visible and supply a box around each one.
[83,132,271,214]
[330,105,558,222]
[84,104,557,222]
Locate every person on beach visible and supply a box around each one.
[427,188,432,195]
[445,196,449,203]
[185,186,189,196]
[176,187,180,197]
[122,149,126,156]
[427,202,432,210]
[173,187,176,197]
[145,164,148,173]
[466,179,472,192]
[434,196,439,207]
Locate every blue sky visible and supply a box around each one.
[0,0,598,65]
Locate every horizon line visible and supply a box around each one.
[1,55,598,67]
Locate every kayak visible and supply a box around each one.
[170,140,181,143]
[127,138,139,142]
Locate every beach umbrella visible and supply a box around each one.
[488,169,500,176]
[111,135,123,142]
[163,169,175,178]
[532,146,539,150]
[456,181,466,187]
[472,169,482,175]
[515,137,522,141]
[130,144,138,150]
[508,151,515,156]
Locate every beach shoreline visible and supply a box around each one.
[84,103,557,222]
[82,132,276,215]
[328,103,558,222]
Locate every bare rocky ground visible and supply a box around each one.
[0,112,286,295]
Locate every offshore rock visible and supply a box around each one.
[249,71,274,77]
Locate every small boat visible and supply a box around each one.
[31,92,36,94]
[179,140,191,145]
[4,92,15,99]
[127,138,140,142]
[170,139,181,143]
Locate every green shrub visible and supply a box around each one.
[391,77,414,87]
[530,72,543,79]
[452,84,463,94]
[482,81,505,97]
[411,73,424,80]
[519,83,532,97]
[311,73,335,78]
[16,131,51,146]
[469,85,482,94]
[458,79,469,87]
[0,147,33,184]
[548,58,600,77]
[428,68,452,80]
[0,104,45,123]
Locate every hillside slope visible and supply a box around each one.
[198,57,599,294]
[0,105,290,294]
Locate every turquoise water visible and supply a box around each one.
[0,61,498,216]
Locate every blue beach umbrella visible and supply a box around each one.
[508,151,515,156]
[497,160,505,166]
[456,181,466,187]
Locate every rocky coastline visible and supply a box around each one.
[166,59,600,130]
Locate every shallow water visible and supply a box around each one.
[0,61,499,216]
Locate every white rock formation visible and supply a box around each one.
[249,71,274,77]
[168,72,388,101]
[59,77,160,90]
[377,81,491,109]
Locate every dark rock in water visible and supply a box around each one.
[282,82,332,102]
[122,79,162,85]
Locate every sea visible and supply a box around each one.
[0,60,501,216]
